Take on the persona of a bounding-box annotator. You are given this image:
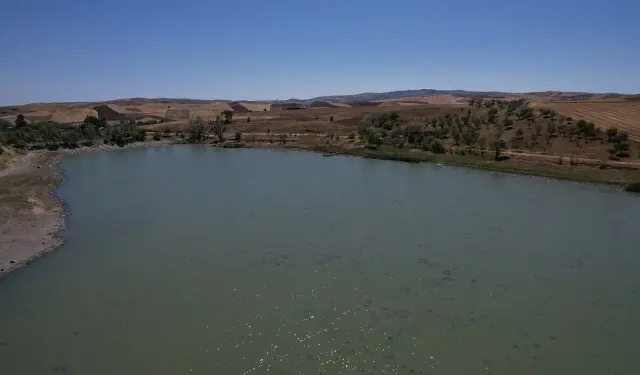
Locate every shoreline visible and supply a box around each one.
[0,140,637,279]
[0,152,66,279]
[0,140,174,279]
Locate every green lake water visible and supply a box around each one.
[1,146,639,374]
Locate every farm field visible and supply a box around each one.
[536,101,640,139]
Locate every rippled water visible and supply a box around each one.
[1,146,639,374]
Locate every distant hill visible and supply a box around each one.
[308,89,508,103]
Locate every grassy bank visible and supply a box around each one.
[276,143,640,188]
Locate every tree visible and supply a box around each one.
[492,138,506,160]
[186,117,207,142]
[546,122,557,143]
[235,131,242,142]
[510,136,522,151]
[163,127,171,136]
[615,142,630,157]
[0,118,12,131]
[594,127,605,144]
[220,110,234,124]
[279,134,288,144]
[477,136,487,157]
[461,127,479,151]
[405,123,424,144]
[450,125,461,145]
[153,132,162,141]
[487,108,498,124]
[502,115,513,129]
[357,114,376,136]
[366,127,383,145]
[84,115,106,128]
[606,127,618,142]
[558,123,567,137]
[429,138,445,154]
[15,114,28,128]
[515,128,524,140]
[534,123,542,136]
[529,133,539,149]
[615,132,629,144]
[329,116,334,122]
[247,116,251,123]
[211,116,228,142]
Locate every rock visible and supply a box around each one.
[9,261,15,264]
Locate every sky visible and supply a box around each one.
[1,0,639,105]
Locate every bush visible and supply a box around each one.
[348,132,356,140]
[246,116,251,123]
[153,132,162,141]
[430,139,446,154]
[625,183,640,192]
[235,131,242,142]
[329,116,334,122]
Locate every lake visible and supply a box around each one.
[1,146,639,374]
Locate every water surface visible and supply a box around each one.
[1,146,639,374]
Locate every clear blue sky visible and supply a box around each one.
[2,0,639,105]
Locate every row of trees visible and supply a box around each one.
[185,110,234,143]
[354,100,634,160]
[0,115,147,149]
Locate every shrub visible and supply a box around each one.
[430,138,445,154]
[329,116,334,122]
[153,132,162,141]
[235,131,242,142]
[348,132,356,140]
[247,116,251,123]
[625,183,640,192]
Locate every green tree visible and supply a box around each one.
[450,126,461,145]
[15,114,28,128]
[558,123,567,137]
[546,121,557,141]
[0,118,13,131]
[477,136,487,157]
[511,135,523,150]
[429,138,445,154]
[515,128,524,140]
[487,108,498,124]
[357,114,376,136]
[366,127,383,145]
[529,132,540,149]
[534,123,542,136]
[153,132,162,141]
[405,123,424,144]
[83,115,106,128]
[220,110,234,124]
[211,116,228,142]
[186,117,207,142]
[606,127,618,142]
[615,131,629,144]
[461,127,479,151]
[235,131,242,142]
[492,138,506,160]
[615,142,630,156]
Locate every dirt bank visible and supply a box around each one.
[0,151,65,279]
